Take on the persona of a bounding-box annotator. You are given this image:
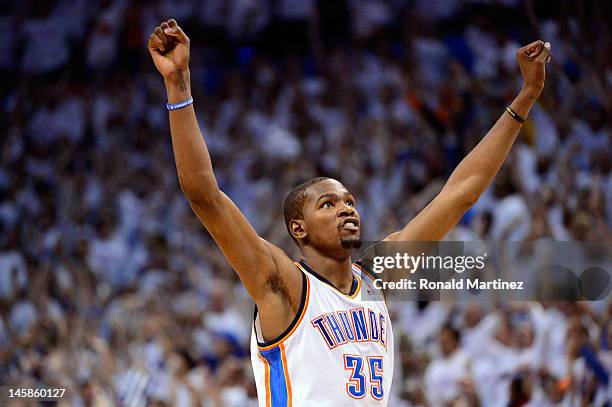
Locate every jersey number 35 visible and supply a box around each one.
[343,354,384,400]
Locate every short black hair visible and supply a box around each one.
[283,177,331,245]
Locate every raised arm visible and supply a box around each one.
[148,20,300,338]
[386,40,551,241]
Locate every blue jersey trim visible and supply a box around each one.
[260,347,289,406]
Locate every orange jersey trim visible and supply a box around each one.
[257,352,272,407]
[352,262,375,282]
[280,344,292,406]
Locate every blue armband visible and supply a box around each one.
[166,97,193,111]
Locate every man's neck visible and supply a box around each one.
[301,247,354,294]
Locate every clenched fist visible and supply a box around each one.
[516,40,551,97]
[148,19,190,80]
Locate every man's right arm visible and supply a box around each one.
[148,20,300,331]
[164,70,294,297]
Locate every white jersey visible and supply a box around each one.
[251,260,393,406]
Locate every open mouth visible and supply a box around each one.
[340,217,360,232]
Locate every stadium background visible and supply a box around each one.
[0,0,611,405]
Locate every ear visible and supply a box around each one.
[289,219,308,241]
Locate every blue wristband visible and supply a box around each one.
[166,97,193,111]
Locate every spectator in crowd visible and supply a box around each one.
[0,1,610,405]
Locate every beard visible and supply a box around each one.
[341,237,362,249]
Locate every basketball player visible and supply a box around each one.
[148,19,551,406]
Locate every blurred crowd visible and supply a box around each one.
[0,0,611,406]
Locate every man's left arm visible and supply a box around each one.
[386,40,551,241]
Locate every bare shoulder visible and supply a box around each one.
[261,239,303,302]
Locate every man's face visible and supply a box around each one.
[299,179,361,254]
[439,329,458,357]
